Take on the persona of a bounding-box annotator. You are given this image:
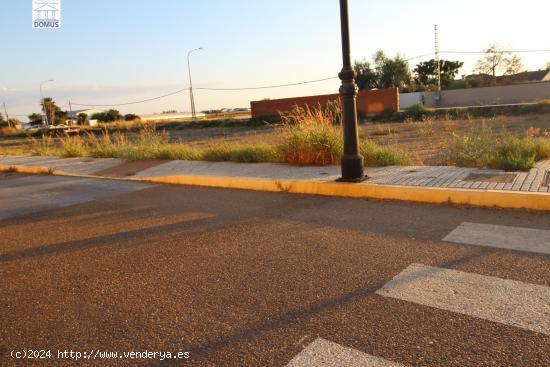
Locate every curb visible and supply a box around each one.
[2,164,550,211]
[133,174,550,211]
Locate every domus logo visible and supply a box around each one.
[32,0,61,29]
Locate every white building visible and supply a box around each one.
[68,108,104,126]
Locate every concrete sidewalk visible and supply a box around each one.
[1,155,550,211]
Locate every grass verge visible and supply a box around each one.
[444,125,550,170]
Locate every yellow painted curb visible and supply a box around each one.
[2,164,549,211]
[132,174,550,211]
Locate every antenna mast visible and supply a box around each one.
[434,24,442,100]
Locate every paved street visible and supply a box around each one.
[1,173,550,366]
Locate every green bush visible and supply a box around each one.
[227,145,279,163]
[491,136,536,171]
[444,125,495,168]
[202,144,278,163]
[156,144,201,161]
[371,109,398,122]
[404,104,434,120]
[360,140,410,167]
[444,126,546,171]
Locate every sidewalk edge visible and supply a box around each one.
[132,174,550,211]
[2,164,549,211]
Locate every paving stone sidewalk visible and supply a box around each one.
[1,155,549,194]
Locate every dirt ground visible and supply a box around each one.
[1,113,549,166]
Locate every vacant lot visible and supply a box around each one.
[1,112,550,166]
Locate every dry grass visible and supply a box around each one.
[278,102,344,165]
[3,108,550,170]
[0,127,22,136]
[0,165,55,175]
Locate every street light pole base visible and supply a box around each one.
[337,155,367,182]
[336,175,368,183]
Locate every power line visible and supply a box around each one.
[70,76,338,107]
[405,53,435,62]
[442,49,550,54]
[72,87,189,107]
[404,49,550,63]
[18,48,550,111]
[195,76,338,91]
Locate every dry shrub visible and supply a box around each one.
[278,101,343,166]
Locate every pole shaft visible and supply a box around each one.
[339,0,352,68]
[338,0,364,182]
[40,85,46,125]
[187,52,195,121]
[3,102,10,128]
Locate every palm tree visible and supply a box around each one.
[40,97,59,125]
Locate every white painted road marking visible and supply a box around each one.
[443,222,550,255]
[376,264,550,336]
[286,338,407,367]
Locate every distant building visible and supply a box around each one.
[465,70,550,86]
[139,112,206,122]
[68,108,104,126]
[496,70,550,85]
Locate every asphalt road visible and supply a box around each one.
[1,173,549,366]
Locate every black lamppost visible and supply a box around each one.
[337,0,365,182]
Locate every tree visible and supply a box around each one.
[124,113,140,121]
[77,113,88,125]
[353,59,378,90]
[414,59,464,88]
[91,109,123,122]
[503,55,523,75]
[474,44,524,78]
[374,51,411,89]
[41,97,60,125]
[54,110,68,125]
[354,51,412,90]
[28,113,43,124]
[546,62,550,71]
[106,109,123,122]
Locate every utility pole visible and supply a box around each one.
[434,24,442,105]
[337,0,365,182]
[69,100,73,125]
[3,102,10,128]
[187,48,204,121]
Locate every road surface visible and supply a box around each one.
[1,172,549,366]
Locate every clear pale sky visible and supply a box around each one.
[1,0,549,118]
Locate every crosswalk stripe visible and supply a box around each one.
[443,222,550,255]
[376,264,550,336]
[286,338,407,367]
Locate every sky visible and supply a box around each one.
[1,0,550,120]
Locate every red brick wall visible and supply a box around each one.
[250,88,399,117]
